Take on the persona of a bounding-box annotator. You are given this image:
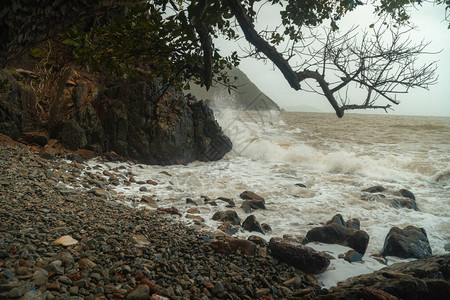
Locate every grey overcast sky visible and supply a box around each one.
[215,2,450,117]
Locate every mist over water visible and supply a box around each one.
[86,103,450,286]
[215,109,450,248]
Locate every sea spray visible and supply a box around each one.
[82,111,449,287]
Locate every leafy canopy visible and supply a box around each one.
[61,0,447,115]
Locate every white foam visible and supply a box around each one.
[75,109,449,288]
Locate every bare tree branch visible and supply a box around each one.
[227,1,438,117]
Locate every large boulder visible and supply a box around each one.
[381,226,432,258]
[241,199,266,213]
[320,254,450,300]
[240,191,265,203]
[242,215,265,235]
[212,210,241,226]
[306,214,370,255]
[268,237,330,274]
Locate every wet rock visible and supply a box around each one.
[306,215,370,255]
[240,191,265,203]
[346,218,360,230]
[268,237,330,274]
[391,198,418,210]
[381,226,432,258]
[399,188,415,200]
[362,185,386,193]
[295,183,307,188]
[322,254,450,300]
[326,214,346,227]
[241,200,266,213]
[185,198,197,206]
[212,210,240,225]
[242,215,265,235]
[218,223,239,235]
[216,197,235,207]
[261,223,272,232]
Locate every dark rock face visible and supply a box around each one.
[381,226,432,258]
[212,210,241,226]
[1,68,231,165]
[0,70,39,140]
[268,238,330,274]
[242,215,265,235]
[320,254,450,300]
[306,214,370,255]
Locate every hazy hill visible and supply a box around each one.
[188,67,281,111]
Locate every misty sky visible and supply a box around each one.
[215,2,450,117]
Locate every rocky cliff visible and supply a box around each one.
[188,67,281,111]
[0,64,231,165]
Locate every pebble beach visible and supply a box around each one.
[0,144,324,300]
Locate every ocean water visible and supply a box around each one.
[84,108,450,287]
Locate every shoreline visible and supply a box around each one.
[0,145,324,299]
[1,144,449,299]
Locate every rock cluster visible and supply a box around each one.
[305,214,370,255]
[361,185,418,211]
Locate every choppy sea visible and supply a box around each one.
[82,104,450,287]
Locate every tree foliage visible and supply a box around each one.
[61,0,447,117]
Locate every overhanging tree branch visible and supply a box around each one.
[227,1,437,117]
